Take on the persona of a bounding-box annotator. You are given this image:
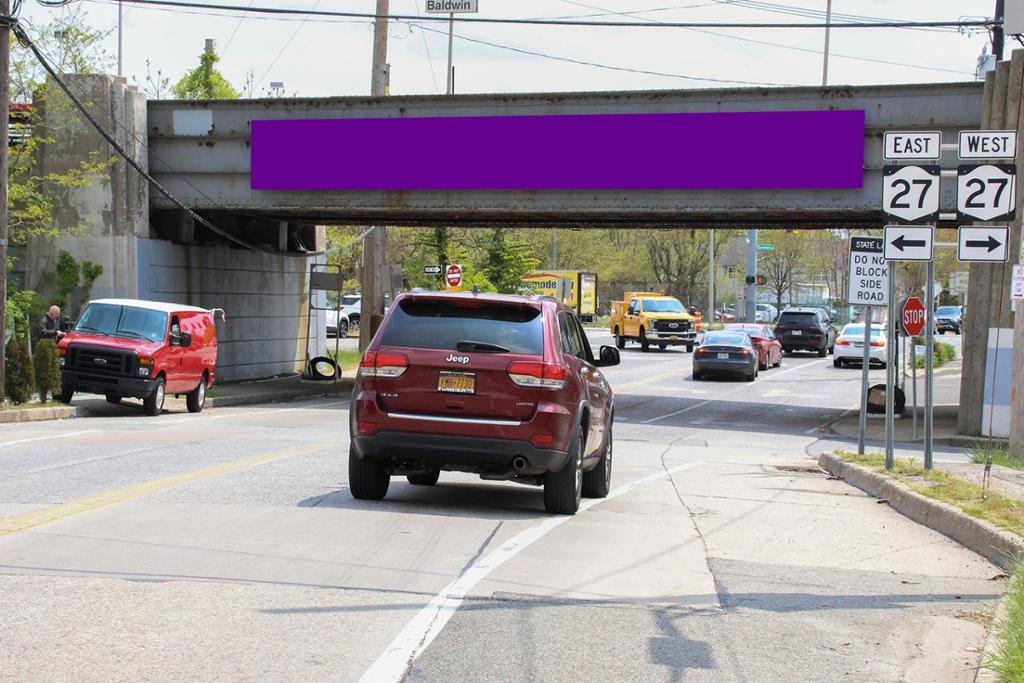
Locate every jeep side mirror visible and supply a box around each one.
[595,345,620,368]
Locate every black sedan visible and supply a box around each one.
[692,331,759,381]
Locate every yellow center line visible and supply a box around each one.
[613,368,690,392]
[0,443,332,538]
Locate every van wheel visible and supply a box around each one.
[349,445,390,500]
[105,394,122,405]
[59,387,74,404]
[614,328,625,349]
[582,426,612,499]
[143,377,165,416]
[544,430,583,514]
[186,377,207,413]
[407,470,440,486]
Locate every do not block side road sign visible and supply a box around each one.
[847,236,889,306]
[884,225,934,262]
[957,226,1009,262]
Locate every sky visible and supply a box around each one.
[17,1,1000,98]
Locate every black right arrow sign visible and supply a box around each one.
[964,236,1002,252]
[958,226,1009,263]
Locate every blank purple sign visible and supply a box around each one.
[250,110,864,191]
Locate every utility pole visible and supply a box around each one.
[994,0,1006,60]
[0,0,9,401]
[821,0,832,86]
[117,0,123,76]
[708,229,715,323]
[745,229,758,322]
[446,12,455,95]
[360,0,389,352]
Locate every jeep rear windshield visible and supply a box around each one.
[75,303,168,343]
[380,299,544,355]
[777,312,816,325]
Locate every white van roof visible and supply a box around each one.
[88,299,211,315]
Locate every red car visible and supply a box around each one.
[349,291,619,514]
[723,323,783,370]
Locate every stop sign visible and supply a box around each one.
[445,263,463,288]
[902,296,926,337]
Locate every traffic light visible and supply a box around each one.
[756,275,766,286]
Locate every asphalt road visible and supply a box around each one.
[0,331,1000,682]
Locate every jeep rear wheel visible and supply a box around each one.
[544,431,583,514]
[349,445,390,500]
[582,426,612,499]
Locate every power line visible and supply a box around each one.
[107,0,997,30]
[559,0,972,77]
[254,0,320,88]
[220,0,253,56]
[412,0,439,94]
[409,21,799,86]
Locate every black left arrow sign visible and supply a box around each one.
[965,236,1002,252]
[892,235,926,251]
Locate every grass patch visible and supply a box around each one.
[2,400,64,411]
[834,450,1024,538]
[912,340,956,369]
[986,558,1024,682]
[328,349,363,372]
[970,445,1024,472]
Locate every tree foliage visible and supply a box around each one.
[33,339,61,404]
[481,229,540,294]
[5,337,34,404]
[172,47,241,100]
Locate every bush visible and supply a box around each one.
[5,336,34,404]
[912,341,956,369]
[33,339,61,403]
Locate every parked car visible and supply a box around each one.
[724,323,783,370]
[755,303,779,324]
[326,310,349,338]
[714,306,737,322]
[833,323,887,368]
[57,299,219,415]
[349,291,620,514]
[774,307,837,357]
[337,294,362,330]
[692,331,759,381]
[935,305,963,335]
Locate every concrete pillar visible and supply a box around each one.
[25,74,149,312]
[960,53,1023,436]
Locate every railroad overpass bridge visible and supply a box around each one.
[31,70,1021,452]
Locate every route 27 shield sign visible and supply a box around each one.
[882,165,940,223]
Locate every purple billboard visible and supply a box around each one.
[250,110,864,191]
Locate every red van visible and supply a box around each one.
[57,299,219,416]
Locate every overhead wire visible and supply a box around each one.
[411,0,439,94]
[253,0,321,89]
[558,0,973,77]
[101,0,998,31]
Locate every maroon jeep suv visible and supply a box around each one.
[349,291,619,514]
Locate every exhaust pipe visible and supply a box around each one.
[512,456,528,472]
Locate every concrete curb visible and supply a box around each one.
[206,381,352,409]
[974,590,1012,683]
[0,405,77,423]
[949,435,1011,450]
[817,454,1024,572]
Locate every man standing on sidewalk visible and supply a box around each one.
[37,305,66,342]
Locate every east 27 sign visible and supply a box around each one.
[957,164,1016,221]
[882,165,939,223]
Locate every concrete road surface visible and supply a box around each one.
[0,333,1002,681]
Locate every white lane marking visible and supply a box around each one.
[208,400,348,421]
[359,461,704,683]
[640,359,828,425]
[0,430,99,449]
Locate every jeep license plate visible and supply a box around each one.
[438,371,476,394]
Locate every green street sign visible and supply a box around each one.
[757,244,775,251]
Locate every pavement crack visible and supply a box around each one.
[660,442,724,611]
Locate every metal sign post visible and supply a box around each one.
[885,271,897,470]
[858,306,873,456]
[425,0,480,95]
[924,262,936,469]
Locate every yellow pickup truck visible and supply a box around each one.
[610,292,697,352]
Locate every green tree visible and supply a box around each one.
[5,337,34,404]
[33,339,61,404]
[480,229,540,294]
[760,231,811,313]
[172,46,241,100]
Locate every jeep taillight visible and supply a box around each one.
[507,361,567,390]
[359,352,408,378]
